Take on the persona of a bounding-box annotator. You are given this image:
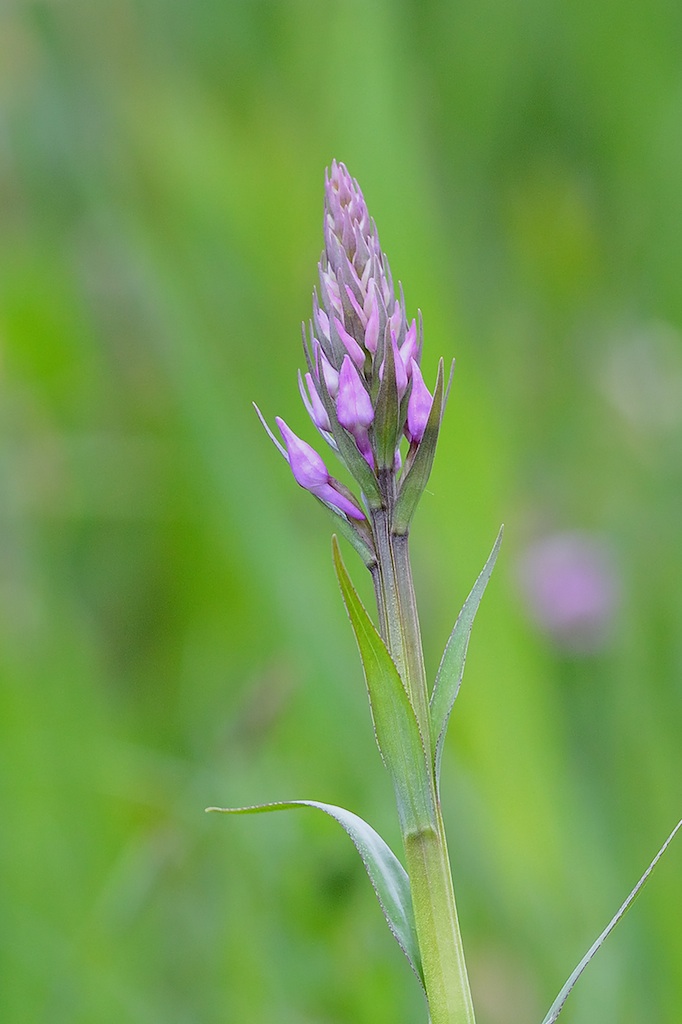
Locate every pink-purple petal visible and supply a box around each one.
[406,360,433,443]
[276,417,330,490]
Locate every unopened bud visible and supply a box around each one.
[336,355,375,468]
[314,341,339,398]
[400,320,418,374]
[276,417,365,519]
[364,289,380,355]
[406,360,433,443]
[333,316,366,370]
[304,372,331,432]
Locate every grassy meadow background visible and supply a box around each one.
[1,1,681,1021]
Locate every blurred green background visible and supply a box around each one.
[1,1,681,1022]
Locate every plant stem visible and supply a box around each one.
[371,504,476,1024]
[404,815,476,1024]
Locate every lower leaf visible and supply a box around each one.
[207,798,425,989]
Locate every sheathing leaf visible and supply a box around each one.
[332,537,436,836]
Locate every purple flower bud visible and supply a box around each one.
[276,417,330,490]
[313,292,331,342]
[313,341,339,398]
[345,284,367,327]
[337,355,374,429]
[336,356,375,468]
[400,320,418,374]
[364,289,380,355]
[315,481,365,520]
[276,417,365,520]
[325,161,371,262]
[333,316,366,369]
[406,360,433,443]
[393,333,408,398]
[320,265,343,316]
[304,372,331,432]
[380,330,407,399]
[388,301,403,338]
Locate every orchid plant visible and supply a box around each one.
[209,162,681,1024]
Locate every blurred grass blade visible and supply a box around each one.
[541,818,682,1024]
[332,536,436,835]
[430,526,503,786]
[207,799,424,988]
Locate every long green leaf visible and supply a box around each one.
[540,818,682,1024]
[207,799,425,989]
[430,526,503,787]
[332,537,436,836]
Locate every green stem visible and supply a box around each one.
[404,815,476,1024]
[371,506,476,1024]
[392,531,431,755]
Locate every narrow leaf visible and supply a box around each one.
[541,818,682,1024]
[207,799,424,989]
[430,526,503,787]
[332,536,436,836]
[253,402,287,459]
[393,359,445,536]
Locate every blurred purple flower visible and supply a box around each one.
[516,531,620,653]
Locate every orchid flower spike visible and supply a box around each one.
[257,162,447,539]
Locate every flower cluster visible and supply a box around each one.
[258,162,446,551]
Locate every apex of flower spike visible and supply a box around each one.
[324,161,371,260]
[276,417,365,520]
[260,162,447,529]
